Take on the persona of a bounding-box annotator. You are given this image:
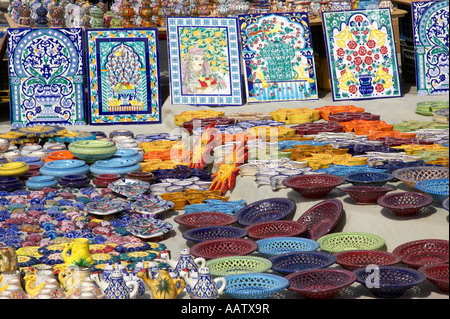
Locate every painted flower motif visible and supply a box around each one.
[354,57,363,66]
[337,48,345,56]
[358,46,367,56]
[364,56,373,65]
[347,55,352,61]
[380,46,388,54]
[367,40,376,49]
[375,83,384,92]
[349,84,358,94]
[347,41,357,49]
[354,15,364,23]
[374,54,380,60]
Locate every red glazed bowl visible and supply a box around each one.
[283,174,346,199]
[286,268,357,299]
[92,174,121,188]
[334,250,401,271]
[418,263,449,292]
[190,238,258,260]
[393,239,449,269]
[377,192,434,217]
[339,185,394,204]
[245,220,308,240]
[173,211,238,229]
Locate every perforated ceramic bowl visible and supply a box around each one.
[334,250,401,271]
[206,256,272,277]
[317,232,385,253]
[418,263,449,292]
[269,251,336,275]
[415,178,449,203]
[235,198,297,226]
[339,185,394,204]
[344,171,394,187]
[286,268,357,299]
[377,192,434,217]
[173,211,238,228]
[257,237,320,257]
[354,266,427,298]
[392,239,449,269]
[296,199,344,240]
[190,238,258,260]
[182,226,248,243]
[245,220,307,240]
[224,273,289,299]
[391,166,449,189]
[282,174,346,199]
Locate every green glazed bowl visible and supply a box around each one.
[317,232,385,253]
[206,256,272,277]
[68,140,117,163]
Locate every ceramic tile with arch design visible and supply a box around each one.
[322,8,402,101]
[238,12,318,103]
[7,28,86,127]
[167,17,243,106]
[85,28,162,125]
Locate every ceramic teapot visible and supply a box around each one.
[156,249,206,276]
[23,265,56,298]
[70,277,105,299]
[138,268,185,299]
[180,267,226,299]
[58,266,91,295]
[91,270,139,299]
[0,279,29,299]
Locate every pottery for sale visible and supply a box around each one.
[90,158,141,176]
[25,175,58,190]
[61,238,94,267]
[0,161,30,177]
[181,267,226,299]
[58,174,91,188]
[39,159,90,178]
[128,215,174,239]
[68,140,117,163]
[156,249,206,276]
[84,198,129,216]
[130,195,174,216]
[108,178,150,198]
[92,174,121,188]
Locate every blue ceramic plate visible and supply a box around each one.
[84,198,129,216]
[128,215,173,239]
[44,159,87,169]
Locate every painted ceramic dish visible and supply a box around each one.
[128,216,174,239]
[108,178,150,198]
[39,159,90,178]
[130,195,175,216]
[89,158,142,176]
[68,140,117,163]
[84,198,129,216]
[25,175,58,190]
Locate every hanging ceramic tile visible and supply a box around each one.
[412,0,449,96]
[238,12,318,103]
[322,8,402,101]
[7,28,86,127]
[167,17,243,106]
[85,28,162,125]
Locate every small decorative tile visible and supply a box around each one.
[238,12,318,103]
[7,28,86,127]
[167,17,243,106]
[412,0,449,95]
[322,8,402,101]
[85,28,162,124]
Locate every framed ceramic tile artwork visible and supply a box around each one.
[238,12,318,103]
[322,8,402,101]
[7,28,86,127]
[412,0,449,95]
[85,28,162,125]
[167,16,243,106]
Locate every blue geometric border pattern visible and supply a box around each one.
[167,16,243,106]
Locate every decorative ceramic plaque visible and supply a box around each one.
[238,12,318,103]
[322,8,402,101]
[167,17,243,106]
[412,0,449,95]
[7,28,86,127]
[85,28,162,124]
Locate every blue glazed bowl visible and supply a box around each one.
[256,237,320,257]
[113,149,144,163]
[269,251,336,275]
[12,156,44,167]
[182,226,248,243]
[0,177,24,192]
[26,175,58,190]
[224,273,289,299]
[235,198,297,226]
[58,174,91,188]
[344,171,394,187]
[89,158,141,176]
[39,159,90,178]
[353,266,427,298]
[415,178,449,203]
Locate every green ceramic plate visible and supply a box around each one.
[317,232,385,253]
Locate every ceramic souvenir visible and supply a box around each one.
[23,265,57,298]
[39,159,90,178]
[138,268,185,299]
[25,175,58,190]
[58,266,91,295]
[61,238,95,267]
[89,158,142,176]
[130,195,175,216]
[128,216,174,239]
[108,178,151,198]
[181,267,226,299]
[0,246,19,272]
[68,140,117,163]
[0,279,29,299]
[92,270,139,299]
[83,198,129,216]
[0,270,21,292]
[156,249,207,276]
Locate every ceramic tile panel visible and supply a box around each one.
[322,8,402,101]
[85,28,162,125]
[7,28,86,127]
[412,0,449,95]
[238,12,318,103]
[167,16,243,106]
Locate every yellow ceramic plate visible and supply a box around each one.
[16,246,43,257]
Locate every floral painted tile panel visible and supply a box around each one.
[7,28,86,127]
[167,17,243,106]
[238,12,318,103]
[86,28,162,125]
[412,0,449,95]
[322,8,402,101]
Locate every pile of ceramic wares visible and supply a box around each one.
[0,100,448,300]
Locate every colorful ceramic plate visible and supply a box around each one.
[108,178,150,198]
[16,246,42,257]
[84,198,129,216]
[38,243,67,255]
[39,252,64,265]
[91,253,120,265]
[114,242,153,253]
[130,195,174,216]
[17,255,40,267]
[128,216,174,239]
[118,251,158,263]
[89,243,117,254]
